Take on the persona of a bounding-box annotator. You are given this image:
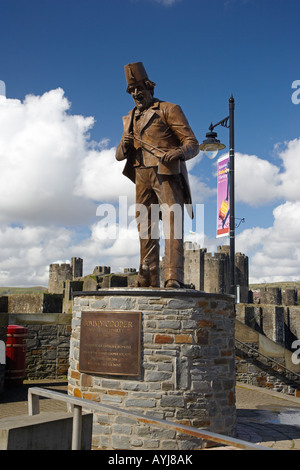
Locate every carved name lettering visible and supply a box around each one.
[79,311,141,376]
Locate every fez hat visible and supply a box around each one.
[124,62,156,92]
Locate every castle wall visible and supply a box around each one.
[183,243,205,290]
[282,289,298,305]
[71,257,83,278]
[250,287,298,306]
[204,251,230,295]
[235,252,249,302]
[93,266,111,276]
[48,258,83,294]
[236,303,300,352]
[184,243,249,301]
[260,287,282,305]
[235,320,300,393]
[7,313,72,380]
[3,293,63,314]
[262,306,285,347]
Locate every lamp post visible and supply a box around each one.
[200,94,235,296]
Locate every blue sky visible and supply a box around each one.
[0,0,300,286]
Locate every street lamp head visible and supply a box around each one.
[199,125,226,159]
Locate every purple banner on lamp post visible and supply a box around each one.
[217,154,230,238]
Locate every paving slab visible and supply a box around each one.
[236,382,300,450]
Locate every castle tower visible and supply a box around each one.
[260,287,282,305]
[183,242,249,300]
[48,257,83,294]
[48,263,73,294]
[93,266,111,276]
[203,250,230,295]
[235,252,249,303]
[71,257,83,278]
[184,242,206,290]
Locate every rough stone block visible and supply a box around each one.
[161,395,184,407]
[155,334,173,344]
[112,434,131,449]
[109,297,135,310]
[90,299,107,309]
[145,371,172,382]
[124,398,156,408]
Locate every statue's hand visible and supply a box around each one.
[122,133,134,152]
[161,148,183,163]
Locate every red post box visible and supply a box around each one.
[5,325,28,386]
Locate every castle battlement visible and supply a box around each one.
[184,242,249,302]
[48,244,249,301]
[48,257,83,294]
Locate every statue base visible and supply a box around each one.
[68,288,236,450]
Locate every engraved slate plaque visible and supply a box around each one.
[79,311,141,376]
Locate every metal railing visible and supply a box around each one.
[28,386,271,451]
[235,338,300,384]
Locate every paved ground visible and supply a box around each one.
[0,379,68,418]
[236,382,300,450]
[1,379,300,450]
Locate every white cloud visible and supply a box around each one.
[0,89,95,225]
[0,81,5,97]
[0,220,139,287]
[75,145,135,204]
[64,220,140,277]
[236,201,300,283]
[0,224,73,286]
[230,152,281,206]
[229,139,300,208]
[231,139,300,283]
[188,173,216,204]
[276,138,300,201]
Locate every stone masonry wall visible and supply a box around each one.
[6,293,63,314]
[236,304,300,352]
[68,289,236,451]
[235,320,300,394]
[8,313,72,380]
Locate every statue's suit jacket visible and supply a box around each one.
[116,99,199,216]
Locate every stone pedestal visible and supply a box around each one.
[68,288,236,450]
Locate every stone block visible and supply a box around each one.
[112,434,131,449]
[158,320,181,330]
[161,395,184,407]
[90,299,107,309]
[124,398,156,408]
[155,334,173,344]
[145,371,172,382]
[109,297,135,310]
[0,412,92,450]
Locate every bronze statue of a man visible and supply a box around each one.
[116,62,199,288]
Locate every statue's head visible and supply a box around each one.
[124,62,156,111]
